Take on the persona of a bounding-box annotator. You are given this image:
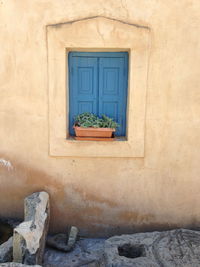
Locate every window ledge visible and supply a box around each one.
[49,136,144,158]
[67,136,127,142]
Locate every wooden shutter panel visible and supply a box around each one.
[98,55,128,136]
[69,53,98,135]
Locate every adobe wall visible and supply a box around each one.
[0,0,200,236]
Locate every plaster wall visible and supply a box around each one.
[0,0,200,236]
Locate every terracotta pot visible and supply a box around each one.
[73,126,115,138]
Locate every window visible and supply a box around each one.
[47,16,149,157]
[68,52,128,136]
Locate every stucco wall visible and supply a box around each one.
[0,0,200,237]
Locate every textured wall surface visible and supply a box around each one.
[0,0,200,237]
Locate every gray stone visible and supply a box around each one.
[82,262,102,267]
[47,226,79,252]
[67,226,78,251]
[104,228,200,266]
[13,192,50,265]
[47,233,69,252]
[0,237,13,263]
[0,263,41,267]
[44,238,105,267]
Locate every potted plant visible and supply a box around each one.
[73,112,119,140]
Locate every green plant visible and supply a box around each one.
[74,112,119,129]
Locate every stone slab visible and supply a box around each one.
[0,263,41,267]
[104,229,200,266]
[0,237,13,263]
[44,238,105,267]
[13,192,50,265]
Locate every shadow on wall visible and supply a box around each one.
[0,156,199,237]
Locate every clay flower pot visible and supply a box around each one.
[73,126,115,140]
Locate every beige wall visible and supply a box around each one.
[0,0,200,237]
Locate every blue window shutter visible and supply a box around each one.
[69,52,128,137]
[69,53,98,135]
[99,55,128,136]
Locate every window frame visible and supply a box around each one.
[47,16,150,157]
[68,51,129,137]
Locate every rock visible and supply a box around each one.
[83,261,102,267]
[44,238,105,266]
[67,226,79,250]
[47,226,78,252]
[0,237,13,263]
[0,263,41,267]
[13,192,50,265]
[47,233,68,252]
[104,228,200,266]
